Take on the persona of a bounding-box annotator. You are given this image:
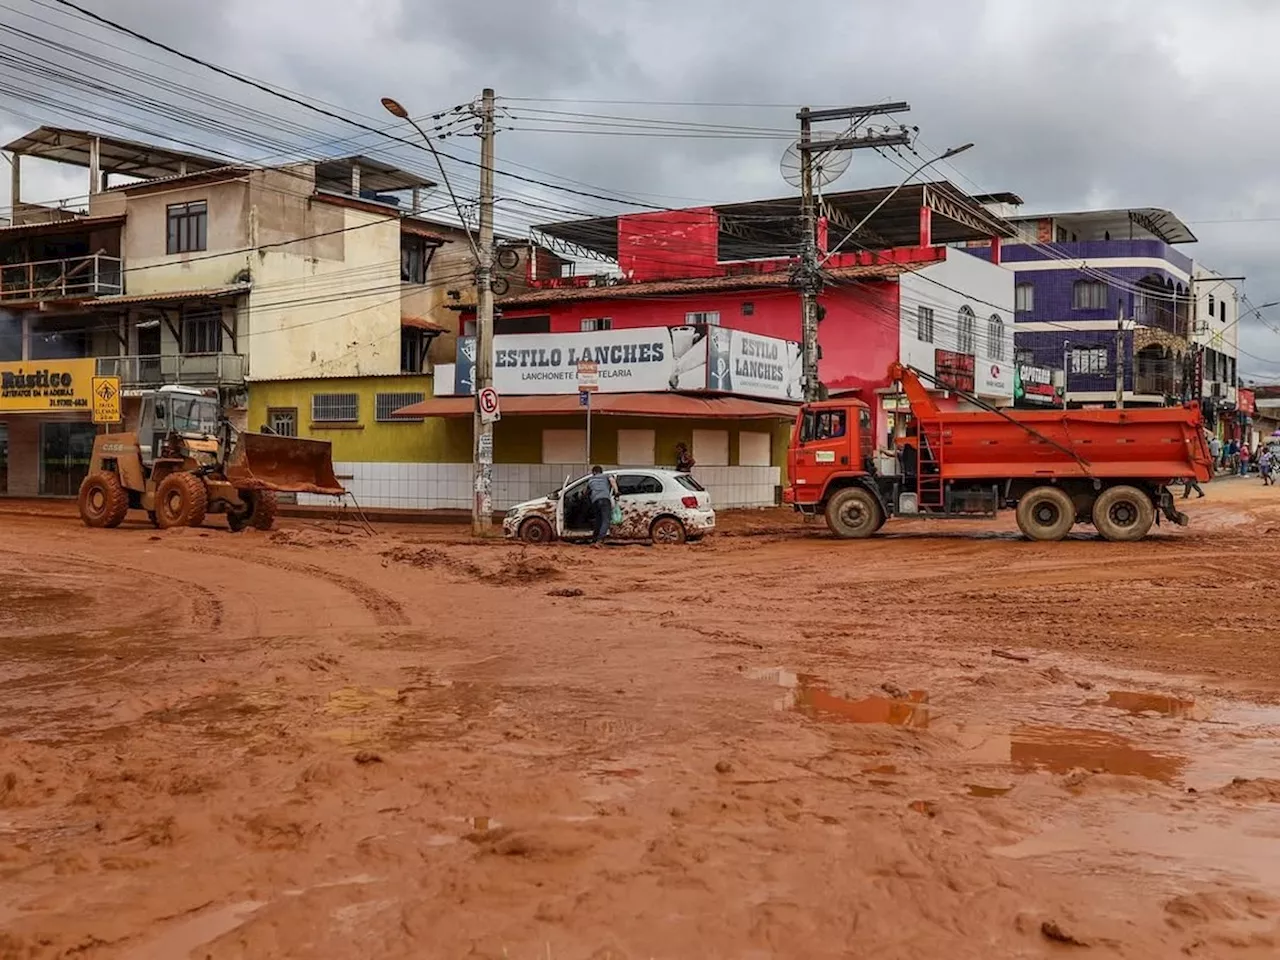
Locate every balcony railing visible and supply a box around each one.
[95,353,246,388]
[0,254,123,302]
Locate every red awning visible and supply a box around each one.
[394,392,800,420]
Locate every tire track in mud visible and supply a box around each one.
[190,547,410,627]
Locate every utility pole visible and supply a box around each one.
[1063,339,1071,408]
[794,102,912,401]
[473,87,496,535]
[1115,303,1126,410]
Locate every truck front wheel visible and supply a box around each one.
[1092,485,1154,542]
[825,487,883,539]
[1015,486,1075,541]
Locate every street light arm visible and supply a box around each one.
[819,143,973,266]
[382,99,481,265]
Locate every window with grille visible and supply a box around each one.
[917,306,934,343]
[987,314,1005,360]
[376,392,425,422]
[1072,280,1108,310]
[267,407,297,436]
[311,393,358,422]
[685,311,720,325]
[167,200,207,254]
[1070,347,1108,374]
[181,307,223,354]
[957,306,976,354]
[580,317,612,331]
[1014,283,1034,313]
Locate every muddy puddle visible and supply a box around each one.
[749,668,929,727]
[1103,689,1207,720]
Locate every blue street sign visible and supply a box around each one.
[579,391,590,407]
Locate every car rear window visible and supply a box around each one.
[675,474,705,492]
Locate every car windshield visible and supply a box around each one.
[170,396,219,434]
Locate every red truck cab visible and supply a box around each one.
[786,399,875,510]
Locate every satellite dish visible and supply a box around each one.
[780,133,852,189]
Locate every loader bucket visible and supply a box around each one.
[224,432,345,496]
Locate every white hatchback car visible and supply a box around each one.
[503,468,715,544]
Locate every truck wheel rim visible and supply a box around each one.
[1109,501,1137,527]
[88,489,105,514]
[166,490,183,515]
[840,502,868,527]
[1034,502,1059,525]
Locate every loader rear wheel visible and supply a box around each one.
[227,490,279,532]
[1015,486,1075,541]
[825,487,882,539]
[78,471,129,528]
[1092,485,1154,542]
[155,473,208,529]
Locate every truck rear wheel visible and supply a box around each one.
[155,473,208,529]
[1015,486,1074,541]
[825,487,882,539]
[1092,485,1154,542]
[78,471,129,528]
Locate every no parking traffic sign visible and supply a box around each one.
[478,386,501,424]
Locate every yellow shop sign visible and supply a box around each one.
[0,359,95,413]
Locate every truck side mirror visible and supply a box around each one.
[153,402,166,420]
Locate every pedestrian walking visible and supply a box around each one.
[1262,449,1275,486]
[1226,438,1239,473]
[1240,443,1252,477]
[1182,476,1205,499]
[1209,435,1222,472]
[585,465,618,546]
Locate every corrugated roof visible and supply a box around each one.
[4,126,227,180]
[0,214,125,238]
[401,315,448,332]
[95,284,249,306]
[492,261,918,307]
[395,392,799,420]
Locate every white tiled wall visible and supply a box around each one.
[300,462,781,511]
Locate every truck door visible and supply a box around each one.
[793,407,854,501]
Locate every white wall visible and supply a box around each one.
[899,247,1015,402]
[1192,265,1239,402]
[300,461,781,511]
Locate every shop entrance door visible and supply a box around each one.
[40,422,97,496]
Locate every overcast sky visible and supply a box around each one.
[4,0,1280,376]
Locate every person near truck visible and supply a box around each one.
[1209,435,1222,472]
[585,465,618,546]
[1262,449,1275,486]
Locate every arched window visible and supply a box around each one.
[987,314,1005,361]
[957,305,976,354]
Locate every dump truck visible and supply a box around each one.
[77,384,344,531]
[784,363,1214,542]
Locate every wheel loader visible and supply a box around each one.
[77,385,344,531]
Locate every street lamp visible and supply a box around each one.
[380,97,480,264]
[821,142,975,264]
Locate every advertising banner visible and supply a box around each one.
[1015,363,1059,405]
[706,327,803,400]
[934,349,975,393]
[456,326,707,395]
[0,359,95,414]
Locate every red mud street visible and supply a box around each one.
[5,479,1280,959]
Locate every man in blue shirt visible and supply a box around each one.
[585,465,618,545]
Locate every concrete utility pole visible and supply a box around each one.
[1115,303,1126,410]
[474,87,497,536]
[794,102,911,402]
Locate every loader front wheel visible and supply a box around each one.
[1092,485,1155,542]
[1015,486,1075,541]
[228,490,279,532]
[155,473,208,529]
[78,471,129,528]
[825,487,882,539]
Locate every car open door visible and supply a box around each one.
[554,473,570,537]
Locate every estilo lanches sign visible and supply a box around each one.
[454,325,802,400]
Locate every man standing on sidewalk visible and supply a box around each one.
[1209,434,1222,474]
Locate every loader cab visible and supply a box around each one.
[788,399,873,504]
[138,386,220,466]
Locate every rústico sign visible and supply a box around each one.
[0,359,95,413]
